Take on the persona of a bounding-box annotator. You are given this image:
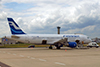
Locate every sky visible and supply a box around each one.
[0,0,100,38]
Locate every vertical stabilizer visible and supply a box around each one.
[7,18,26,35]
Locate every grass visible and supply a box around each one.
[0,43,100,48]
[0,44,30,48]
[0,44,50,48]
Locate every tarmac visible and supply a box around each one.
[0,47,100,67]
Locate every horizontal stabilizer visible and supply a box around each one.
[11,35,20,39]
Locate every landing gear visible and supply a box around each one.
[49,43,63,49]
[57,46,61,49]
[49,45,53,49]
[75,40,80,44]
[75,40,81,47]
[55,43,63,49]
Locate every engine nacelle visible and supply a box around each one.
[68,42,77,48]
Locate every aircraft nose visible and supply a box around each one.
[84,38,92,44]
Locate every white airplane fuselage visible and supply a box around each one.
[5,18,92,48]
[6,34,91,45]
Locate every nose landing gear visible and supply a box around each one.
[49,45,53,49]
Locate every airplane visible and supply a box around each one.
[4,18,92,49]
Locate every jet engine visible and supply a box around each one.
[67,42,77,48]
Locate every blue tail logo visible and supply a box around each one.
[7,18,26,35]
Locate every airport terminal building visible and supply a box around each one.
[0,38,17,45]
[92,38,100,43]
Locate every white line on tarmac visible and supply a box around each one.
[13,53,16,55]
[27,56,30,58]
[20,55,24,57]
[7,52,11,54]
[39,59,47,62]
[31,57,35,59]
[55,62,66,66]
[3,51,6,53]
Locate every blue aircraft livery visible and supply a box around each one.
[7,18,26,34]
[63,35,79,37]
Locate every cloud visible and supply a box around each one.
[0,11,7,20]
[0,11,10,37]
[0,0,100,38]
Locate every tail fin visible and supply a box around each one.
[7,18,26,35]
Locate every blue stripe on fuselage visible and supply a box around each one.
[63,35,79,37]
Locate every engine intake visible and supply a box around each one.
[68,42,77,48]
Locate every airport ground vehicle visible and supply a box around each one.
[87,42,99,48]
[28,45,35,48]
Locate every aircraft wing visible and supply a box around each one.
[54,38,68,44]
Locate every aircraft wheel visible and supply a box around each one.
[49,45,52,49]
[57,46,61,49]
[57,43,62,49]
[96,46,99,48]
[90,46,92,48]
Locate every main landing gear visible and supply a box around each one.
[49,43,63,49]
[49,45,53,49]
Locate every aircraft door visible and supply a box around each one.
[42,40,47,44]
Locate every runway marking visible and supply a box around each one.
[13,53,16,56]
[7,52,11,54]
[39,59,47,62]
[55,62,66,66]
[31,57,35,59]
[20,55,24,57]
[3,51,6,53]
[27,56,31,58]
